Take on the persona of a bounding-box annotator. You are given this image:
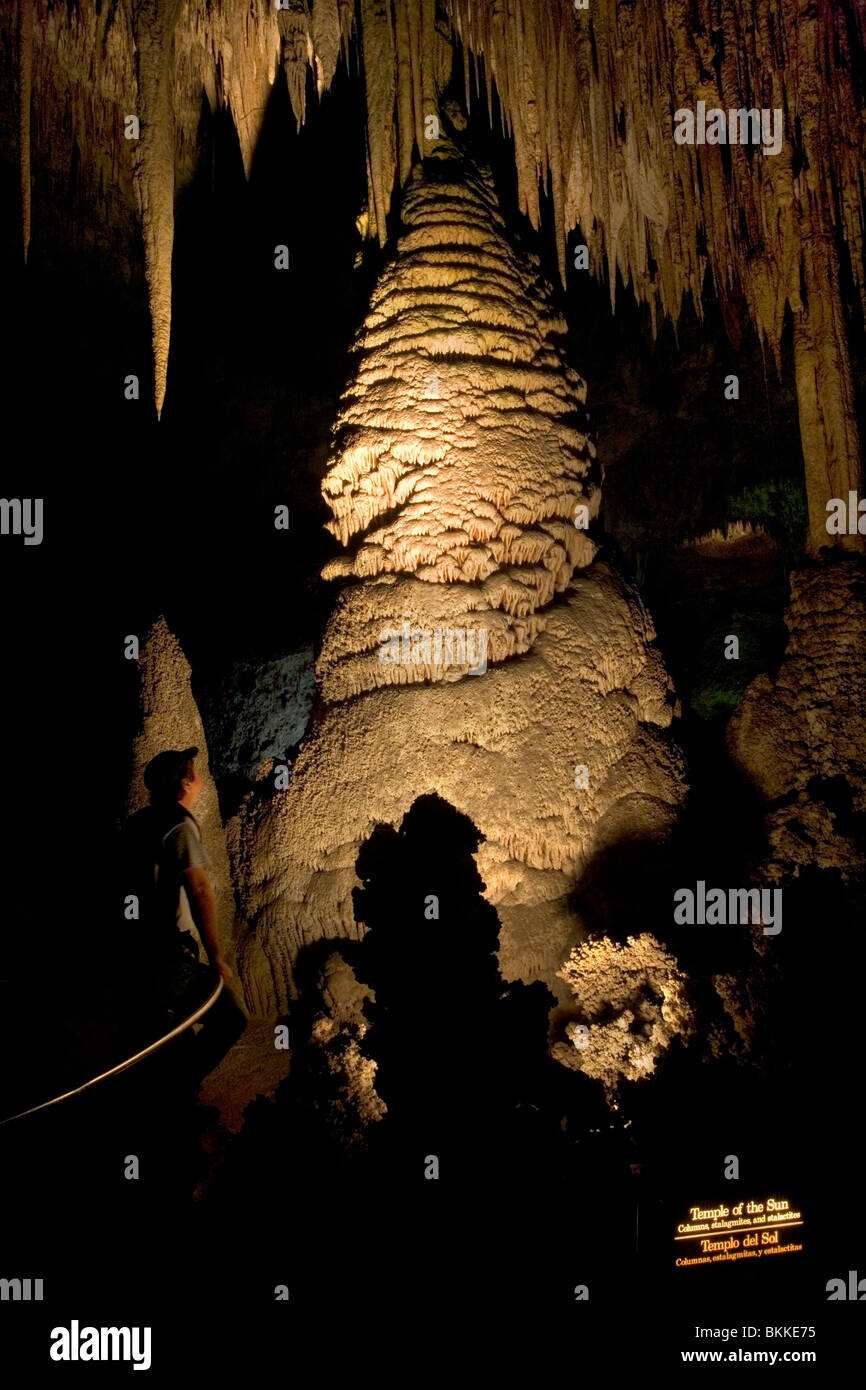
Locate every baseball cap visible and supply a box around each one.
[143,747,199,795]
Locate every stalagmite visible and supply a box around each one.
[233,144,686,1014]
[552,935,695,1091]
[726,556,866,884]
[127,617,241,986]
[318,140,600,696]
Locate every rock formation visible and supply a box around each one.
[127,618,298,1130]
[318,136,600,693]
[448,0,865,553]
[552,934,696,1093]
[7,0,863,1108]
[726,554,866,886]
[7,0,862,546]
[233,142,686,1018]
[307,950,386,1145]
[127,616,239,980]
[197,648,315,785]
[702,553,866,1068]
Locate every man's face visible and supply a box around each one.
[181,763,204,805]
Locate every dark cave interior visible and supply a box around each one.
[1,0,865,1367]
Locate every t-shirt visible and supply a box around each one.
[154,808,212,933]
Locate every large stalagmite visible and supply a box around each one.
[318,139,600,694]
[233,141,686,1016]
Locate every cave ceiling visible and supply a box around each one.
[3,0,864,554]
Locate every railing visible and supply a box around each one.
[0,978,224,1127]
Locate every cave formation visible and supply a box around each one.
[7,0,864,543]
[235,127,685,1024]
[3,0,865,1168]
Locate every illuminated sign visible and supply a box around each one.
[674,1197,804,1267]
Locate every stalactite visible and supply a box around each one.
[17,0,31,262]
[359,0,397,245]
[311,0,341,96]
[794,240,864,554]
[22,0,139,284]
[9,1,864,539]
[131,0,182,420]
[447,0,866,549]
[278,0,313,133]
[178,0,282,180]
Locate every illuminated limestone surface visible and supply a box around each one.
[128,618,291,1131]
[8,0,863,541]
[552,934,696,1091]
[308,951,386,1145]
[702,557,866,1065]
[127,617,238,972]
[318,140,600,695]
[727,556,866,885]
[233,147,686,1018]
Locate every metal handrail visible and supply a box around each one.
[0,978,224,1127]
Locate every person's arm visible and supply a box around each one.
[183,866,233,981]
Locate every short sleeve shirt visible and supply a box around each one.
[155,810,212,931]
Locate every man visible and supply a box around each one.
[129,746,246,1084]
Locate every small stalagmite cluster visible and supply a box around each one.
[552,934,696,1093]
[233,142,686,1018]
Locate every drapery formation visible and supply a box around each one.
[446,0,866,549]
[6,0,864,533]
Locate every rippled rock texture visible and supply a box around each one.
[233,147,686,1016]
